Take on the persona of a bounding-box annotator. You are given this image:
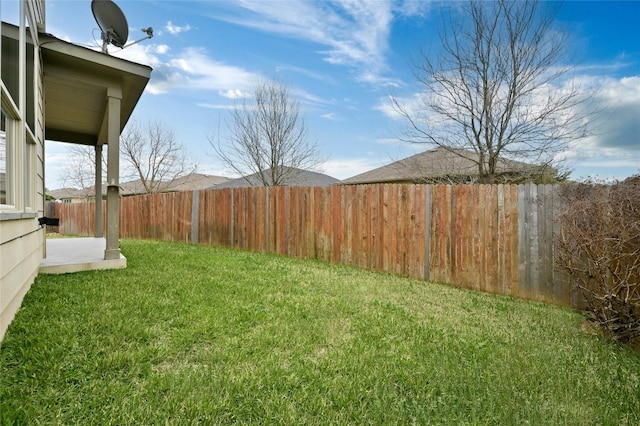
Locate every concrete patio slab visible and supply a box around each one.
[39,238,126,274]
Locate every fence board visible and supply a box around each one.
[368,185,382,273]
[303,187,316,259]
[380,184,391,273]
[330,186,342,264]
[312,186,326,261]
[552,188,572,307]
[340,186,352,266]
[538,184,554,303]
[276,187,287,256]
[518,185,531,299]
[353,185,365,269]
[409,185,424,279]
[423,186,431,282]
[393,184,411,275]
[389,185,399,274]
[485,185,498,293]
[452,185,467,289]
[430,185,451,284]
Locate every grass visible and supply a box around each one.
[1,239,639,424]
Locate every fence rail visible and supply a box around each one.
[48,184,580,308]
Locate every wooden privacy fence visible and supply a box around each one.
[48,184,579,308]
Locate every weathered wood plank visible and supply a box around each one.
[486,185,498,294]
[381,184,391,272]
[412,185,426,280]
[538,184,555,303]
[423,185,431,281]
[366,185,379,272]
[518,184,529,298]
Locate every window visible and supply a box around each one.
[0,114,6,204]
[25,134,36,209]
[1,36,20,109]
[26,29,36,132]
[0,6,43,215]
[0,108,13,206]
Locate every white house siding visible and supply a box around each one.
[0,219,42,340]
[34,19,45,216]
[0,0,46,341]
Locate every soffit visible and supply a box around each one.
[39,32,152,145]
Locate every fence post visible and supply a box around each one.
[424,185,431,281]
[229,188,236,247]
[265,187,270,254]
[284,187,289,256]
[191,190,199,244]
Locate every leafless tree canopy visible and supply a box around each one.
[60,145,105,199]
[120,120,196,193]
[393,0,590,183]
[210,81,323,186]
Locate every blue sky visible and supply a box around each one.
[5,1,640,187]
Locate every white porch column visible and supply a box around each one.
[105,88,122,260]
[95,144,103,238]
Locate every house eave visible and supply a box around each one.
[38,31,152,145]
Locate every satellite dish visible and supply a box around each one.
[92,0,129,53]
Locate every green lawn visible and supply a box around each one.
[1,239,639,424]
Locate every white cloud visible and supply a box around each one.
[321,112,340,121]
[197,103,236,110]
[44,142,76,189]
[320,157,387,180]
[393,0,433,17]
[562,75,640,162]
[210,0,424,84]
[597,76,640,106]
[168,47,261,92]
[155,44,171,55]
[375,95,403,120]
[165,21,192,35]
[375,93,430,122]
[275,64,331,82]
[111,42,163,67]
[219,89,251,99]
[112,44,264,96]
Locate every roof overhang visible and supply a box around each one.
[39,32,152,145]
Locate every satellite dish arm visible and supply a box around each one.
[122,27,153,49]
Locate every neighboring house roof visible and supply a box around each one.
[47,188,91,201]
[340,147,546,185]
[211,167,340,189]
[120,173,229,195]
[164,173,229,192]
[47,173,230,200]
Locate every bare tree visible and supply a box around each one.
[393,0,590,183]
[120,119,196,193]
[210,81,323,186]
[60,145,105,199]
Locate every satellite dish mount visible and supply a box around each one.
[91,0,153,54]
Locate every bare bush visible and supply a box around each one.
[555,176,640,345]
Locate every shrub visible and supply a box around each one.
[555,176,640,345]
